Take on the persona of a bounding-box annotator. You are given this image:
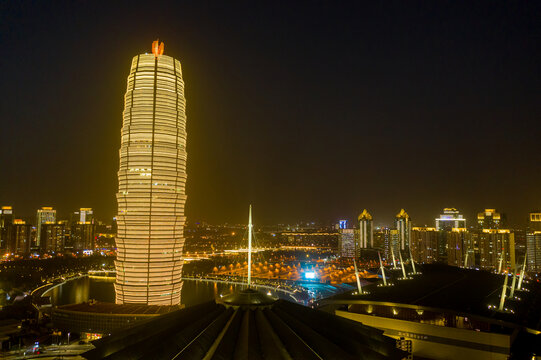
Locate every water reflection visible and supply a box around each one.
[45,277,249,308]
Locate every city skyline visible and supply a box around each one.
[1,2,540,226]
[1,203,540,229]
[1,3,540,358]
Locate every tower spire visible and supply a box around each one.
[247,205,253,288]
[152,39,164,58]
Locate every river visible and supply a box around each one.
[43,276,355,307]
[45,277,279,307]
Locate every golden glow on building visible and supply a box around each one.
[396,209,409,219]
[412,227,436,231]
[482,229,510,234]
[478,208,501,220]
[395,209,411,250]
[36,207,56,247]
[529,213,541,222]
[115,44,187,305]
[358,209,372,221]
[358,209,373,248]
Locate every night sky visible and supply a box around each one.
[1,1,540,227]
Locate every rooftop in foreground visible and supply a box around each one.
[82,296,407,360]
[324,264,541,331]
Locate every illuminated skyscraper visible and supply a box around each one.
[0,206,14,249]
[528,212,541,232]
[410,227,438,263]
[11,220,31,255]
[526,232,541,272]
[40,223,65,253]
[36,207,56,247]
[479,229,515,271]
[435,208,466,231]
[447,228,470,267]
[115,41,187,305]
[339,228,356,258]
[477,209,505,229]
[358,209,373,248]
[395,209,411,250]
[374,227,392,259]
[71,208,95,251]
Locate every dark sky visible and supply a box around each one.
[1,1,540,227]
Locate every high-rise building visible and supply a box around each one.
[528,212,541,232]
[390,229,400,260]
[71,208,95,251]
[338,228,357,258]
[374,227,391,260]
[115,41,187,305]
[478,229,515,271]
[10,219,31,255]
[40,223,65,253]
[337,220,348,230]
[73,208,94,224]
[0,206,14,249]
[513,229,527,261]
[395,209,411,250]
[36,207,56,247]
[477,209,505,229]
[435,208,466,264]
[446,228,470,267]
[72,223,95,251]
[410,227,438,264]
[435,208,466,231]
[526,232,541,272]
[358,209,373,248]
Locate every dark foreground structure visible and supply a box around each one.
[322,264,541,360]
[83,289,407,359]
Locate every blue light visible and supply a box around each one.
[339,220,347,229]
[304,272,316,279]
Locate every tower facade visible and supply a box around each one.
[115,42,187,305]
[395,209,411,250]
[71,208,95,251]
[528,212,541,232]
[477,209,505,229]
[36,207,56,247]
[410,227,438,264]
[526,231,541,272]
[0,206,14,249]
[435,208,466,231]
[358,209,373,248]
[11,220,31,255]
